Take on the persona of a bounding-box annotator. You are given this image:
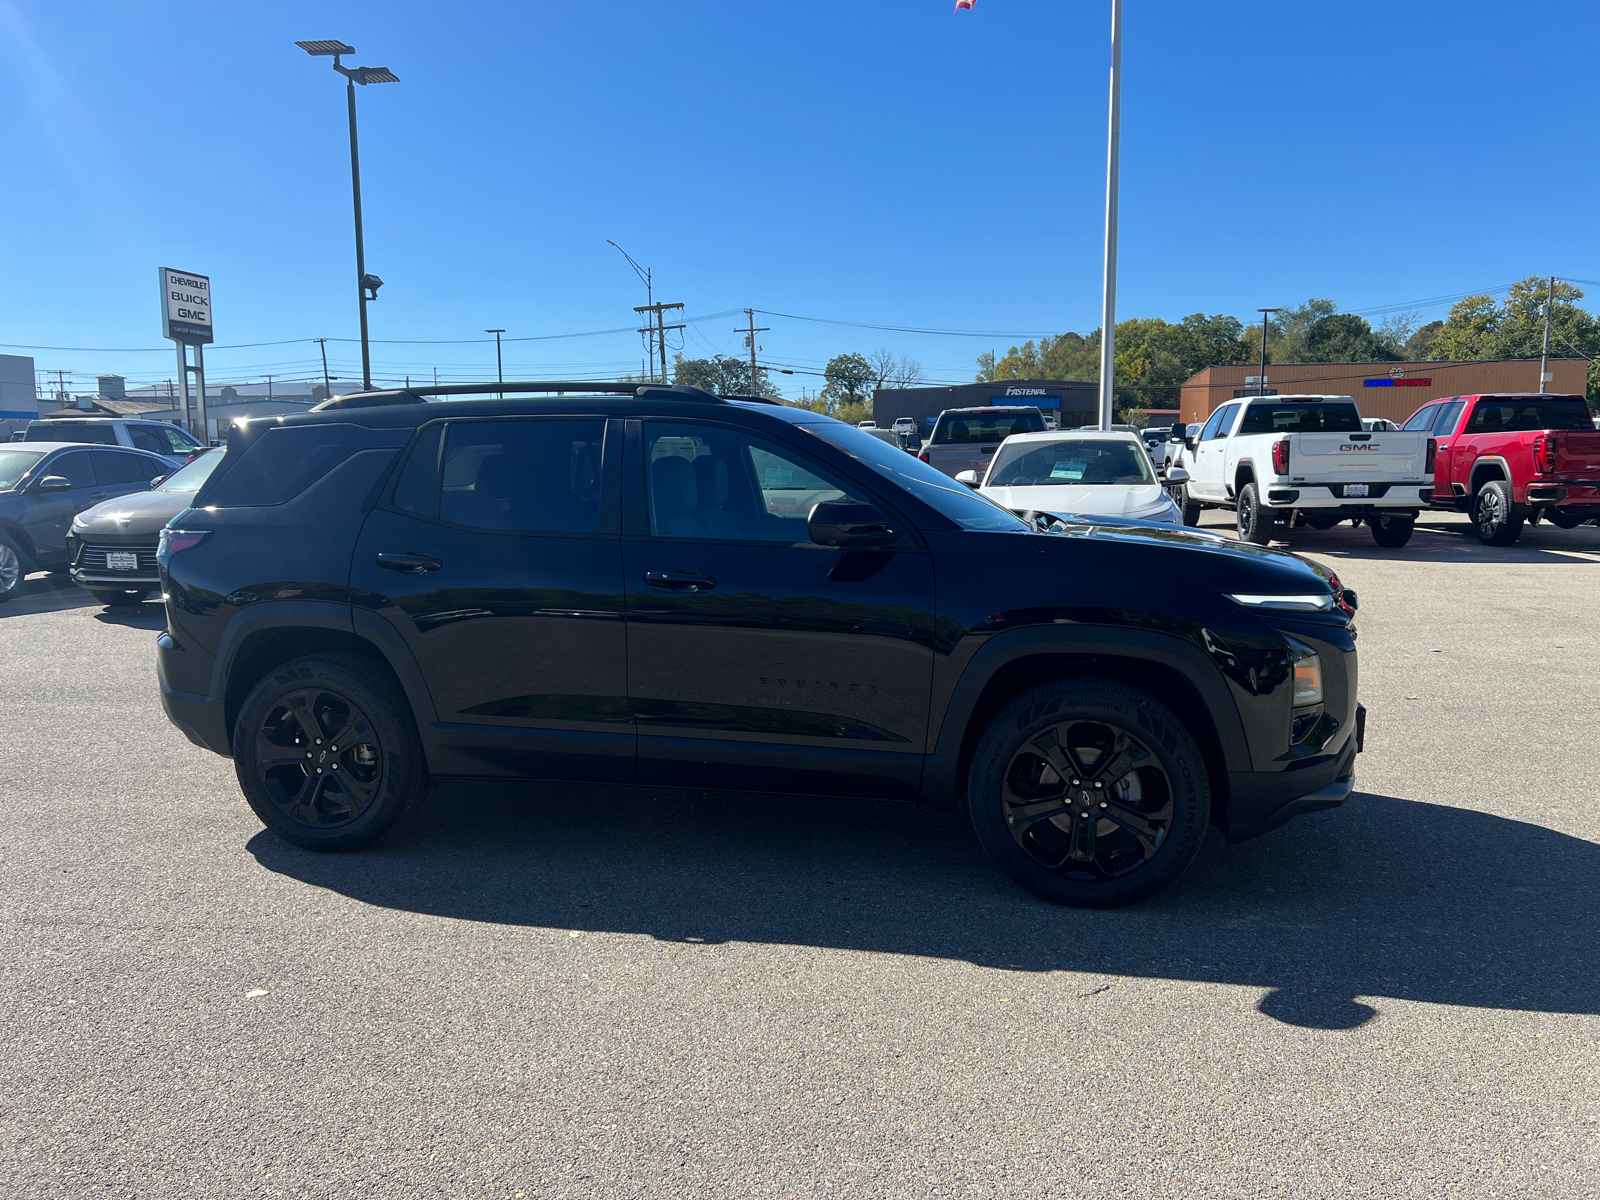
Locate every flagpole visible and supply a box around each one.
[1098,0,1122,431]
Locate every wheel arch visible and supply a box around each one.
[1469,456,1511,492]
[924,626,1250,830]
[1234,460,1257,495]
[0,517,39,568]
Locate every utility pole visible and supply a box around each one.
[1256,309,1282,396]
[316,338,332,397]
[635,302,685,383]
[1096,0,1123,431]
[1539,276,1555,393]
[738,309,770,394]
[486,329,505,397]
[264,374,274,402]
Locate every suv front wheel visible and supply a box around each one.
[232,653,428,851]
[967,679,1210,908]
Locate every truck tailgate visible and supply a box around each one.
[1288,431,1430,479]
[1553,430,1600,478]
[926,444,1003,479]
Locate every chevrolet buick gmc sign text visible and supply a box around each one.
[160,267,213,344]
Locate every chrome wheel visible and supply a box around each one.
[0,541,19,595]
[1476,487,1505,538]
[252,687,383,830]
[1000,718,1174,881]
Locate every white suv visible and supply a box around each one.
[25,417,203,465]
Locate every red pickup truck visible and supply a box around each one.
[1401,393,1600,544]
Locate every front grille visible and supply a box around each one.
[76,542,159,573]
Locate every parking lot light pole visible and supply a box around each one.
[296,40,399,391]
[1097,0,1123,431]
[1257,308,1282,396]
[486,329,505,397]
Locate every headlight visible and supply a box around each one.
[1287,637,1323,705]
[1226,593,1334,613]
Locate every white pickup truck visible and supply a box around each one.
[1171,394,1434,547]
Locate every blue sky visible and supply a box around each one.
[0,0,1594,396]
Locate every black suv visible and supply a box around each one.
[157,384,1363,908]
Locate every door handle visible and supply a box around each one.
[645,569,716,592]
[89,492,106,500]
[376,551,443,573]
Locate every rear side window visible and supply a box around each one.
[93,451,163,485]
[203,424,368,507]
[1237,402,1362,434]
[1432,400,1465,436]
[26,423,116,445]
[417,419,605,534]
[1465,398,1593,433]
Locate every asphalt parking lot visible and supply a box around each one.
[2,511,1596,1199]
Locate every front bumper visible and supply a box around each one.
[1225,702,1363,843]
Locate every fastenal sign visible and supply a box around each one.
[160,267,213,344]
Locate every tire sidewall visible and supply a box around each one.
[967,679,1209,908]
[0,534,24,601]
[1237,482,1271,544]
[1474,481,1521,545]
[232,655,423,851]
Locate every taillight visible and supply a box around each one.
[157,528,210,565]
[918,450,929,463]
[1270,438,1290,475]
[1425,437,1437,473]
[1533,433,1556,474]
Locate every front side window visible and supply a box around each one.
[988,438,1153,486]
[646,422,859,542]
[158,425,201,454]
[43,450,95,489]
[437,419,604,534]
[1236,402,1362,435]
[1401,405,1438,432]
[1199,406,1232,441]
[127,426,168,455]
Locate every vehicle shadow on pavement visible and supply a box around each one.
[1280,522,1600,564]
[92,604,167,629]
[249,784,1599,1032]
[0,573,101,617]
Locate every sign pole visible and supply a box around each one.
[175,342,192,435]
[194,343,209,444]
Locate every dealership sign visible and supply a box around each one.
[160,267,213,345]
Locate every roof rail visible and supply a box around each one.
[719,394,786,406]
[310,380,731,412]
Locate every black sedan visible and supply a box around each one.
[67,448,225,607]
[0,442,177,603]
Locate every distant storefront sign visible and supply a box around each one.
[1364,378,1432,388]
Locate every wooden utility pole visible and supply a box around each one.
[1539,276,1555,393]
[738,309,770,394]
[634,302,685,383]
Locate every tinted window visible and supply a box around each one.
[127,426,168,454]
[646,423,858,542]
[0,449,46,490]
[798,422,1030,533]
[26,423,116,445]
[44,450,95,488]
[1432,401,1465,436]
[988,438,1153,486]
[930,409,1045,445]
[1400,405,1438,432]
[94,450,163,485]
[204,424,367,507]
[392,424,443,516]
[156,449,224,492]
[1199,406,1233,441]
[1236,402,1362,435]
[157,425,200,454]
[1465,398,1593,433]
[438,419,603,534]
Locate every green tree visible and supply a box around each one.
[1301,313,1399,363]
[1431,277,1600,400]
[673,354,778,397]
[820,352,875,415]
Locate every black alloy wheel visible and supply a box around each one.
[232,654,427,851]
[1235,482,1274,545]
[1369,514,1415,548]
[968,679,1209,907]
[1473,480,1523,546]
[1174,484,1202,526]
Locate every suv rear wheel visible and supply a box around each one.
[1473,480,1523,546]
[232,653,428,851]
[967,679,1210,908]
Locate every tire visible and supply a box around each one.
[1304,513,1342,531]
[1234,482,1274,545]
[231,653,428,852]
[967,678,1210,908]
[1369,514,1414,548]
[1546,508,1586,530]
[1176,485,1202,527]
[0,533,23,603]
[1473,480,1523,546]
[89,588,150,607]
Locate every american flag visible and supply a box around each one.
[955,0,976,9]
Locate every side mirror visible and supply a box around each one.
[954,470,980,488]
[1184,437,1197,450]
[1165,466,1190,484]
[35,475,71,493]
[150,475,168,488]
[809,501,904,549]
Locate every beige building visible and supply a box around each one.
[1179,359,1588,425]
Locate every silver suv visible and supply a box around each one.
[24,417,203,465]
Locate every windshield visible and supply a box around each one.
[0,449,45,491]
[930,409,1044,445]
[1236,401,1362,434]
[989,438,1154,486]
[156,448,225,492]
[798,422,1030,532]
